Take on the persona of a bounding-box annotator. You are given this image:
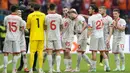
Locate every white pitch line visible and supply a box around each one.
[0,55,21,69]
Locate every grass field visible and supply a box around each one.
[0,53,130,73]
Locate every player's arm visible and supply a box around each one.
[116,19,126,31]
[59,16,63,34]
[107,17,113,44]
[80,21,87,33]
[44,15,47,30]
[80,14,90,19]
[20,20,26,31]
[26,14,31,29]
[87,17,93,38]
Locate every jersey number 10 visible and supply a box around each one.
[8,22,17,32]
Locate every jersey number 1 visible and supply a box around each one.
[8,22,17,32]
[36,18,40,28]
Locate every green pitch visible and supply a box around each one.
[0,54,130,73]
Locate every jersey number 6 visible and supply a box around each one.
[8,22,17,32]
[50,20,56,30]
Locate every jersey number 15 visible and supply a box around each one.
[8,22,17,32]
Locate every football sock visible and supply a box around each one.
[100,54,103,63]
[68,59,72,68]
[64,59,69,69]
[12,55,18,70]
[23,55,27,68]
[56,55,61,71]
[52,53,56,66]
[82,54,92,65]
[76,53,82,69]
[114,54,120,69]
[38,51,43,69]
[104,59,110,68]
[30,52,34,69]
[91,60,96,69]
[3,56,8,70]
[47,55,53,71]
[120,52,125,66]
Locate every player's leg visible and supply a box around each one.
[113,53,120,71]
[99,54,104,66]
[81,39,92,66]
[100,51,110,72]
[33,52,37,71]
[17,55,24,71]
[43,52,47,63]
[52,51,56,72]
[99,38,110,72]
[12,53,19,73]
[112,39,120,71]
[64,49,72,71]
[29,40,37,73]
[3,53,8,73]
[55,40,62,72]
[89,37,98,72]
[2,40,11,73]
[22,52,29,72]
[62,39,72,71]
[12,41,21,73]
[119,43,125,71]
[66,39,73,70]
[20,38,29,72]
[37,40,45,73]
[47,40,53,73]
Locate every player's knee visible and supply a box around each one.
[4,53,9,56]
[47,50,53,55]
[21,51,26,55]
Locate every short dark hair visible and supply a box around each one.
[10,5,18,12]
[49,3,56,10]
[90,4,98,13]
[113,8,120,13]
[33,4,40,11]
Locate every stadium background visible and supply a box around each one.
[0,0,130,73]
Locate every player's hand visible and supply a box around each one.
[106,37,110,45]
[78,30,82,34]
[112,20,116,27]
[25,29,29,33]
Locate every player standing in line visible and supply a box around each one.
[26,4,46,73]
[87,4,110,72]
[68,9,92,72]
[17,10,29,72]
[61,7,74,72]
[45,3,62,73]
[2,5,25,73]
[98,6,113,67]
[112,9,126,71]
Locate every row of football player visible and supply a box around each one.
[2,3,126,73]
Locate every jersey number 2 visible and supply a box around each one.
[96,20,103,30]
[50,20,56,30]
[8,22,17,32]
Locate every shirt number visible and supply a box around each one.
[96,20,103,30]
[36,18,40,28]
[8,22,17,32]
[50,20,56,30]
